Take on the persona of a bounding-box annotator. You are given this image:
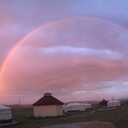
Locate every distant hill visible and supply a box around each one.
[8,104,33,109]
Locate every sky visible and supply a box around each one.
[0,0,128,104]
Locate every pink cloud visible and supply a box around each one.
[1,17,128,104]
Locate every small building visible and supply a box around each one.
[99,99,108,107]
[107,100,120,108]
[0,104,12,124]
[33,93,64,117]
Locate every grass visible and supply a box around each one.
[5,104,128,128]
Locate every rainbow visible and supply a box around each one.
[0,19,59,80]
[0,16,127,81]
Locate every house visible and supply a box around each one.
[0,104,12,124]
[33,93,64,117]
[99,99,108,107]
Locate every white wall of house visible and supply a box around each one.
[34,105,63,117]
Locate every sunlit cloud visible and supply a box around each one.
[1,1,128,104]
[0,17,128,104]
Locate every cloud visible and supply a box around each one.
[1,0,128,65]
[1,17,128,104]
[1,46,128,102]
[1,1,128,103]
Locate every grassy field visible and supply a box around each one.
[5,104,128,128]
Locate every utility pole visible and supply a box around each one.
[19,99,21,112]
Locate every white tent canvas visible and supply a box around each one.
[84,103,92,109]
[107,100,120,108]
[63,105,70,112]
[63,102,92,112]
[0,105,12,123]
[68,102,85,111]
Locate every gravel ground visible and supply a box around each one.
[42,122,88,128]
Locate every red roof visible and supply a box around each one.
[33,93,64,106]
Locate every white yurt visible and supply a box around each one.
[63,102,85,112]
[68,102,85,111]
[63,102,92,112]
[107,100,120,108]
[84,102,92,109]
[0,104,12,123]
[63,105,70,112]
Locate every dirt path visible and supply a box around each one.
[42,122,88,128]
[42,121,116,128]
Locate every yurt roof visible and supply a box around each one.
[84,103,91,105]
[67,102,84,106]
[33,93,64,106]
[0,104,11,110]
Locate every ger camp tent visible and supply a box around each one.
[67,102,85,111]
[84,102,92,109]
[107,100,120,108]
[63,102,92,112]
[0,104,12,123]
